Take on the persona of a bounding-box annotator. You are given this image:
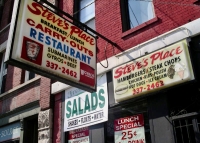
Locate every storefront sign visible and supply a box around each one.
[68,127,89,143]
[64,74,108,131]
[113,39,194,102]
[6,0,96,92]
[0,122,21,142]
[114,114,145,143]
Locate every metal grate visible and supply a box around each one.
[172,114,200,143]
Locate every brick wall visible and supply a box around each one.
[0,79,40,114]
[95,0,200,61]
[5,66,22,92]
[39,77,51,110]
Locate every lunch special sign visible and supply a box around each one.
[6,0,96,92]
[64,74,108,131]
[68,127,90,143]
[114,114,146,143]
[113,39,194,102]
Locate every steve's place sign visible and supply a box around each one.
[112,39,194,102]
[6,0,96,92]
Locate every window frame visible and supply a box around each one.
[120,0,155,32]
[73,0,95,31]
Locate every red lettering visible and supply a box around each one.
[53,32,60,40]
[170,49,175,56]
[176,46,182,54]
[143,59,148,67]
[136,61,142,69]
[114,58,148,78]
[163,51,170,59]
[114,67,123,78]
[27,18,35,26]
[150,46,183,65]
[70,26,80,35]
[27,2,69,30]
[90,38,95,45]
[150,52,160,65]
[89,50,93,57]
[70,26,95,46]
[86,37,90,42]
[35,23,44,32]
[27,2,43,15]
[45,27,52,35]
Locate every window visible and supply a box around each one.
[21,69,36,83]
[21,70,35,83]
[74,0,95,30]
[120,0,155,32]
[0,52,7,94]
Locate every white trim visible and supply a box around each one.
[52,18,200,94]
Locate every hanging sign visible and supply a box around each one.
[112,39,194,102]
[114,114,146,143]
[64,73,108,131]
[5,0,96,92]
[68,127,90,143]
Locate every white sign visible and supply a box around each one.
[6,0,96,92]
[64,74,108,131]
[114,114,146,143]
[112,39,194,102]
[68,127,89,143]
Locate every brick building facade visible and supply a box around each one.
[52,0,200,143]
[1,0,200,143]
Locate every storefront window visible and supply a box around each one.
[106,99,151,143]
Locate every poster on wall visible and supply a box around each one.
[114,114,146,143]
[112,39,194,102]
[5,0,96,92]
[68,127,90,143]
[64,73,108,131]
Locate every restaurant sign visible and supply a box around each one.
[5,0,96,92]
[112,39,194,102]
